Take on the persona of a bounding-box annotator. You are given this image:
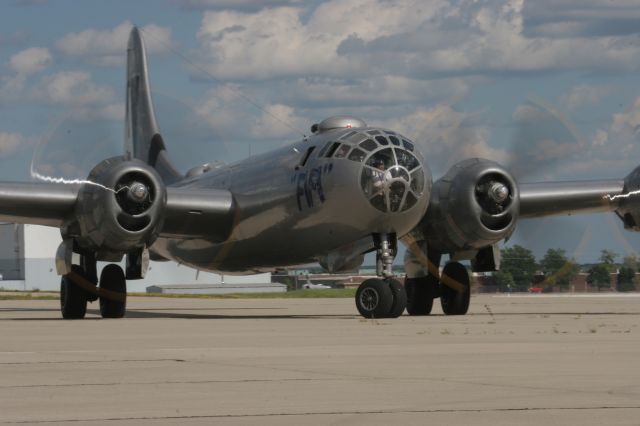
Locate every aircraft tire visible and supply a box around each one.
[99,264,127,319]
[387,279,407,318]
[440,262,470,315]
[405,276,435,315]
[60,265,88,319]
[355,278,393,318]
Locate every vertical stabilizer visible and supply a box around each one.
[125,27,182,183]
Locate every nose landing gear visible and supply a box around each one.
[355,277,407,318]
[354,234,408,318]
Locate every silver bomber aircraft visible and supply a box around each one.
[0,28,636,319]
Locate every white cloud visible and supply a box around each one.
[194,0,640,82]
[9,47,51,75]
[560,85,610,111]
[179,0,301,11]
[375,104,509,174]
[195,1,441,80]
[0,132,26,158]
[588,96,640,169]
[249,104,306,139]
[36,71,114,106]
[55,21,173,66]
[285,76,468,107]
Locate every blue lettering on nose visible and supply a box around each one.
[295,166,326,211]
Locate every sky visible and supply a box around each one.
[3,0,640,263]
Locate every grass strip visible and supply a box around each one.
[1,289,356,300]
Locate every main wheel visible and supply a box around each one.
[60,265,89,319]
[405,276,435,315]
[440,262,470,315]
[355,278,393,318]
[387,279,407,318]
[99,264,127,318]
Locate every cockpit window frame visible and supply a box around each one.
[316,141,332,157]
[296,146,315,170]
[324,142,341,158]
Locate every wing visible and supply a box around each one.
[0,181,236,243]
[518,179,624,218]
[0,182,78,227]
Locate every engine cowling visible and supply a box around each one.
[419,158,519,252]
[70,156,166,258]
[615,164,640,231]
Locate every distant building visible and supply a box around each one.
[475,271,639,293]
[0,223,271,292]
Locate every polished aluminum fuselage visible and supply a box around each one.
[151,127,431,273]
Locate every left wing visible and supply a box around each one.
[518,179,623,219]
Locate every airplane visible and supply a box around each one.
[0,27,636,320]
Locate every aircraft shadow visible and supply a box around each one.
[0,307,355,320]
[1,307,639,320]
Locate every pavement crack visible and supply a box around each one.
[0,377,348,389]
[5,406,640,424]
[0,359,185,366]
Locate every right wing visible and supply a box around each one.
[0,181,236,243]
[0,182,78,227]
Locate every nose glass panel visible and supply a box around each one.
[360,141,424,213]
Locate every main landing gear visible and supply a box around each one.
[404,261,470,316]
[354,234,471,318]
[59,254,127,319]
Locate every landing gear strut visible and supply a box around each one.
[354,234,407,318]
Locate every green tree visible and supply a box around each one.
[599,249,618,272]
[539,248,579,291]
[501,245,537,291]
[491,270,515,292]
[617,266,636,292]
[587,264,611,292]
[622,255,639,270]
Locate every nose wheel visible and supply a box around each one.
[355,278,407,318]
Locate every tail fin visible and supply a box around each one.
[125,27,182,183]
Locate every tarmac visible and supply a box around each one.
[1,293,640,425]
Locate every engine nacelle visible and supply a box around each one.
[70,156,166,258]
[419,158,519,252]
[616,165,640,231]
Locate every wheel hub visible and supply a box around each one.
[359,287,379,311]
